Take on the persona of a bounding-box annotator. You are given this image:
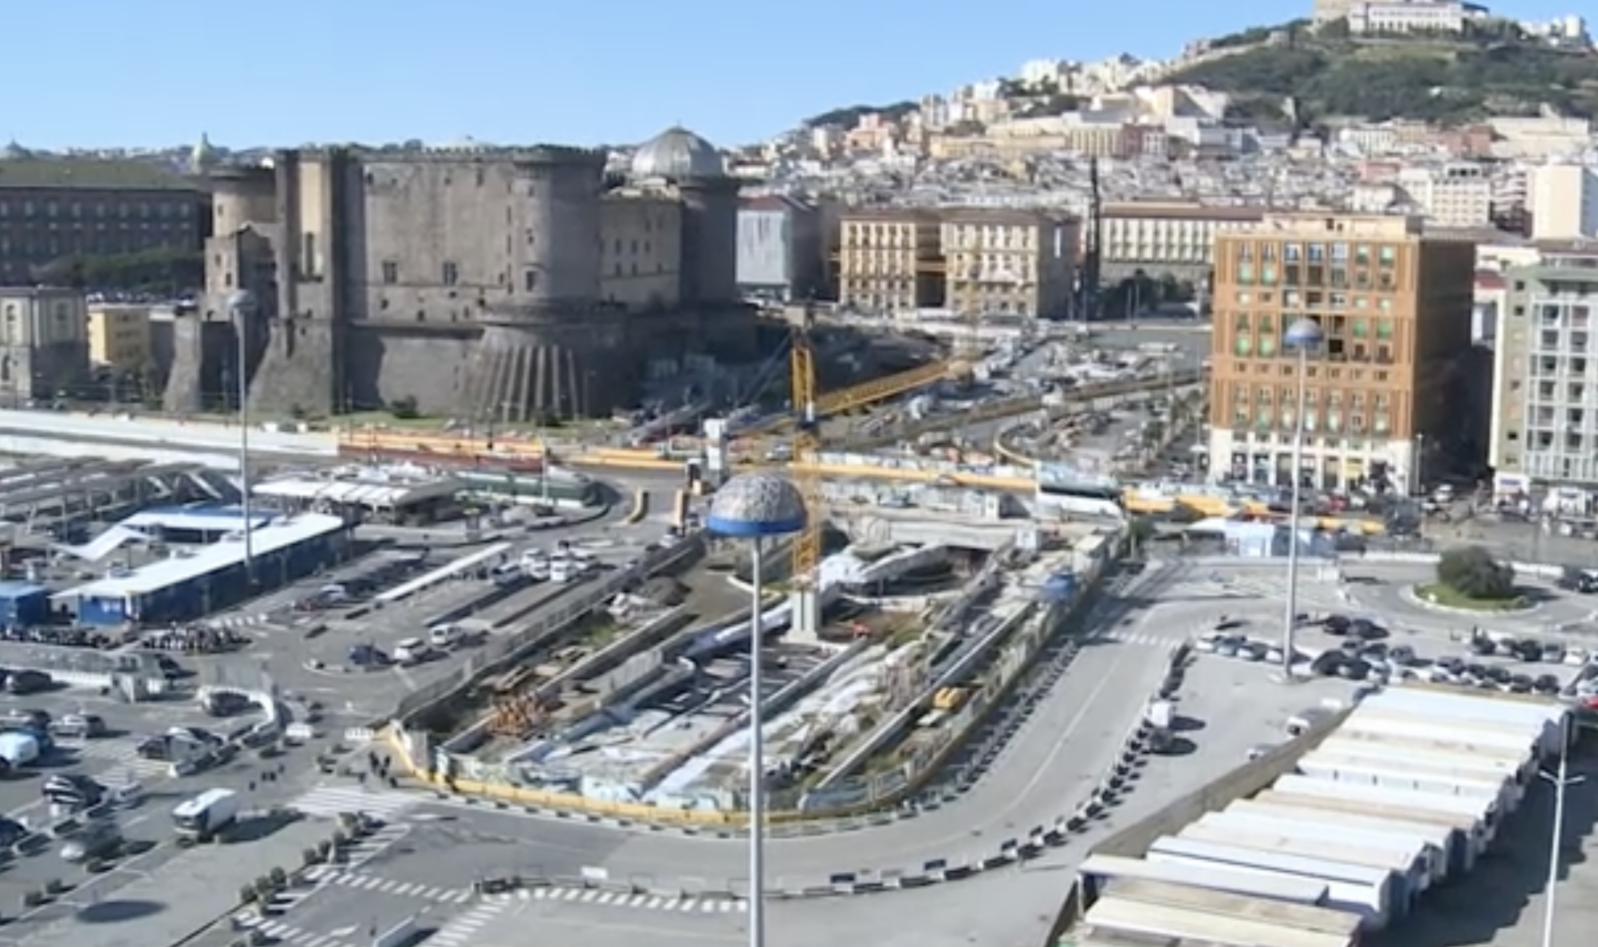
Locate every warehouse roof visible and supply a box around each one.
[59,514,345,600]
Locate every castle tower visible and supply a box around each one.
[464,147,613,422]
[168,164,279,413]
[679,175,742,307]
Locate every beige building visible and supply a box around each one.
[0,287,89,403]
[1101,202,1266,280]
[940,209,1078,318]
[1490,248,1598,500]
[1396,164,1494,228]
[1209,213,1477,490]
[837,210,944,312]
[1528,164,1598,241]
[86,302,154,371]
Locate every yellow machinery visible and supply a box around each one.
[780,314,977,583]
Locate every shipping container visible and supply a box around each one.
[1304,748,1525,808]
[1258,788,1486,871]
[1230,798,1459,881]
[1188,815,1428,898]
[1272,774,1499,844]
[1077,853,1331,906]
[1082,895,1358,947]
[1295,755,1519,813]
[1342,706,1554,758]
[1147,835,1398,928]
[1316,733,1533,784]
[1105,878,1363,940]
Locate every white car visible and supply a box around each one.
[428,624,463,650]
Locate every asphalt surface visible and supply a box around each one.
[118,551,1598,947]
[189,505,674,729]
[205,556,1399,947]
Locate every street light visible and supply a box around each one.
[1280,317,1323,679]
[225,289,257,582]
[705,472,808,947]
[1539,718,1582,947]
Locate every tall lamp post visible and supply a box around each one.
[225,290,257,582]
[705,472,808,947]
[1280,317,1324,679]
[1539,717,1583,947]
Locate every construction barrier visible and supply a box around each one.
[624,489,648,524]
[400,526,1125,826]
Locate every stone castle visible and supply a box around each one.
[165,127,757,420]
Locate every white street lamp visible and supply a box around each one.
[225,289,257,581]
[1280,317,1323,678]
[705,472,808,947]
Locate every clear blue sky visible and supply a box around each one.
[9,0,1577,151]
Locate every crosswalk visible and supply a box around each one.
[298,869,749,914]
[509,885,749,914]
[429,900,509,947]
[60,740,173,780]
[301,867,472,903]
[288,784,420,820]
[1095,627,1185,648]
[232,917,358,947]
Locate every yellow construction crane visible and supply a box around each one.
[782,313,976,582]
[788,323,824,584]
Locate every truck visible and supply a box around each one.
[0,731,44,772]
[172,788,240,842]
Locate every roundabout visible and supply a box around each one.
[1410,582,1535,614]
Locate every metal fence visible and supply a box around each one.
[391,535,707,724]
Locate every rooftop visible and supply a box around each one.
[0,158,199,191]
[60,513,345,599]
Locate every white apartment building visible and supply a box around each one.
[1348,0,1477,34]
[1491,251,1598,502]
[1397,163,1494,227]
[1529,164,1598,241]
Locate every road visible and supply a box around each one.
[165,559,1303,947]
[30,549,1585,947]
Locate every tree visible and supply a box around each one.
[1436,546,1516,600]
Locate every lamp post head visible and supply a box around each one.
[706,472,808,538]
[224,289,257,317]
[1284,318,1323,351]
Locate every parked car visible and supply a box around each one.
[52,713,107,739]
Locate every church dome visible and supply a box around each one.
[630,126,724,180]
[1,140,33,160]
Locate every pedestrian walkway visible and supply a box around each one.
[232,917,359,947]
[60,739,173,780]
[288,784,419,820]
[428,900,509,947]
[1094,627,1184,649]
[504,884,749,914]
[301,868,472,904]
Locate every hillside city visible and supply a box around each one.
[4,5,1598,947]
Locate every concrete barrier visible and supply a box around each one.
[624,490,648,525]
[370,915,418,947]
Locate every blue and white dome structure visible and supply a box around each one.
[706,472,807,539]
[1283,317,1324,352]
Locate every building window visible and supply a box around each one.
[1378,245,1396,265]
[1376,319,1394,339]
[381,261,399,285]
[442,262,459,286]
[1283,243,1302,263]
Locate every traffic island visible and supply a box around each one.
[1411,583,1533,614]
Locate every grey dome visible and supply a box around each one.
[631,126,724,180]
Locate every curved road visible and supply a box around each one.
[402,563,1188,886]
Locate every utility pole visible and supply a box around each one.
[1540,719,1583,947]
